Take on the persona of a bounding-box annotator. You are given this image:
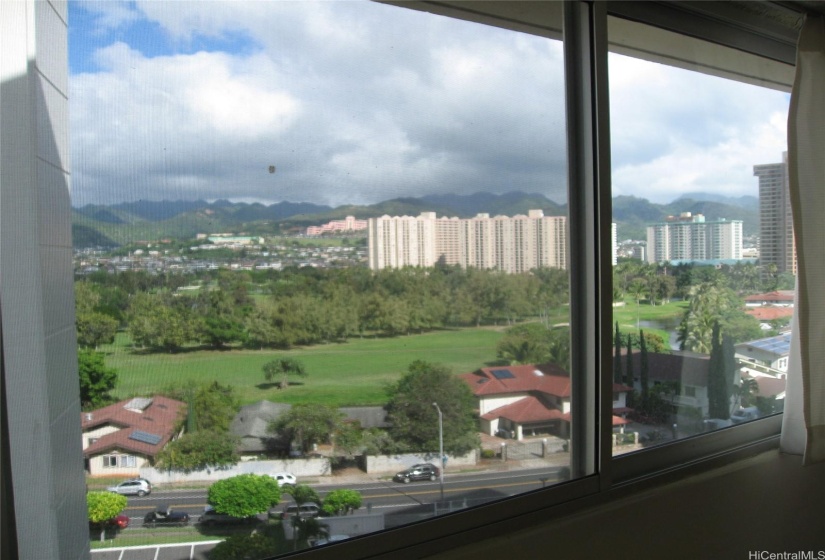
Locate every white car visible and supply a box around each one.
[107,478,152,497]
[270,472,296,487]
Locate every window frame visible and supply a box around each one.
[293,2,789,557]
[0,1,798,559]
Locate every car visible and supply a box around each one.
[89,514,129,531]
[269,501,321,520]
[143,506,190,527]
[393,463,439,484]
[270,472,297,487]
[731,407,760,424]
[107,478,152,497]
[199,505,259,526]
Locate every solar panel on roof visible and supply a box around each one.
[491,369,515,380]
[129,430,162,445]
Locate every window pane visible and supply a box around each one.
[71,2,572,556]
[608,16,790,455]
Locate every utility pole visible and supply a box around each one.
[432,402,444,502]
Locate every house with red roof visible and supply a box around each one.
[81,396,184,476]
[460,364,632,441]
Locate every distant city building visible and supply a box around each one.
[306,215,368,236]
[368,210,567,273]
[631,244,646,261]
[646,212,743,264]
[754,152,797,276]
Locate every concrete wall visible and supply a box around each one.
[0,3,89,559]
[140,457,331,484]
[365,452,477,474]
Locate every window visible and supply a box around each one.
[608,12,791,453]
[1,2,801,560]
[102,456,118,468]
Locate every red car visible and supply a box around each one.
[89,514,129,532]
[108,515,130,529]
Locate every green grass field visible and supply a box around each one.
[103,328,505,407]
[611,299,687,344]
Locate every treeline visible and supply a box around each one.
[76,265,570,353]
[614,259,794,305]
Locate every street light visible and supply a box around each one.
[432,402,444,501]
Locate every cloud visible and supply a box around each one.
[70,2,788,209]
[70,2,568,207]
[609,53,789,203]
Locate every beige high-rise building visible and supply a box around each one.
[754,153,797,276]
[368,209,567,273]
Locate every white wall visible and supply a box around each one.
[1,3,88,559]
[140,457,331,484]
[365,452,477,474]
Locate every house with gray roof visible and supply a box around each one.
[231,400,292,457]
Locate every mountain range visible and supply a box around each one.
[71,192,759,248]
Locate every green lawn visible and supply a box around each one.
[610,299,687,347]
[103,328,504,407]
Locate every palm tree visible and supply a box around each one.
[629,278,647,329]
[262,357,307,390]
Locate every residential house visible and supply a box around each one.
[81,396,184,476]
[622,350,713,418]
[735,333,792,375]
[231,400,292,458]
[231,402,391,458]
[460,364,632,441]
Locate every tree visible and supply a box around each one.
[734,377,759,409]
[321,489,362,516]
[78,348,117,410]
[385,361,479,455]
[207,474,282,518]
[496,323,552,365]
[624,334,635,389]
[639,329,650,410]
[614,322,624,383]
[155,430,239,472]
[76,311,118,349]
[284,484,321,507]
[262,357,307,390]
[271,404,344,453]
[87,491,127,542]
[127,292,194,352]
[707,322,732,420]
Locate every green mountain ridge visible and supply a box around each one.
[71,192,759,248]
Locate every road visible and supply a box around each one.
[120,466,568,528]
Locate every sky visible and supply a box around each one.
[69,1,790,208]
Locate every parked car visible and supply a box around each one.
[143,506,190,527]
[199,505,259,526]
[731,407,760,424]
[269,501,321,520]
[89,514,129,531]
[107,478,152,497]
[393,463,439,484]
[270,472,297,487]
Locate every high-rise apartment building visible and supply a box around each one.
[368,210,567,273]
[754,152,797,276]
[646,212,743,264]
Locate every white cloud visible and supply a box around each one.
[70,3,788,209]
[76,1,142,32]
[609,52,789,202]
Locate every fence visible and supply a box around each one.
[91,540,221,560]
